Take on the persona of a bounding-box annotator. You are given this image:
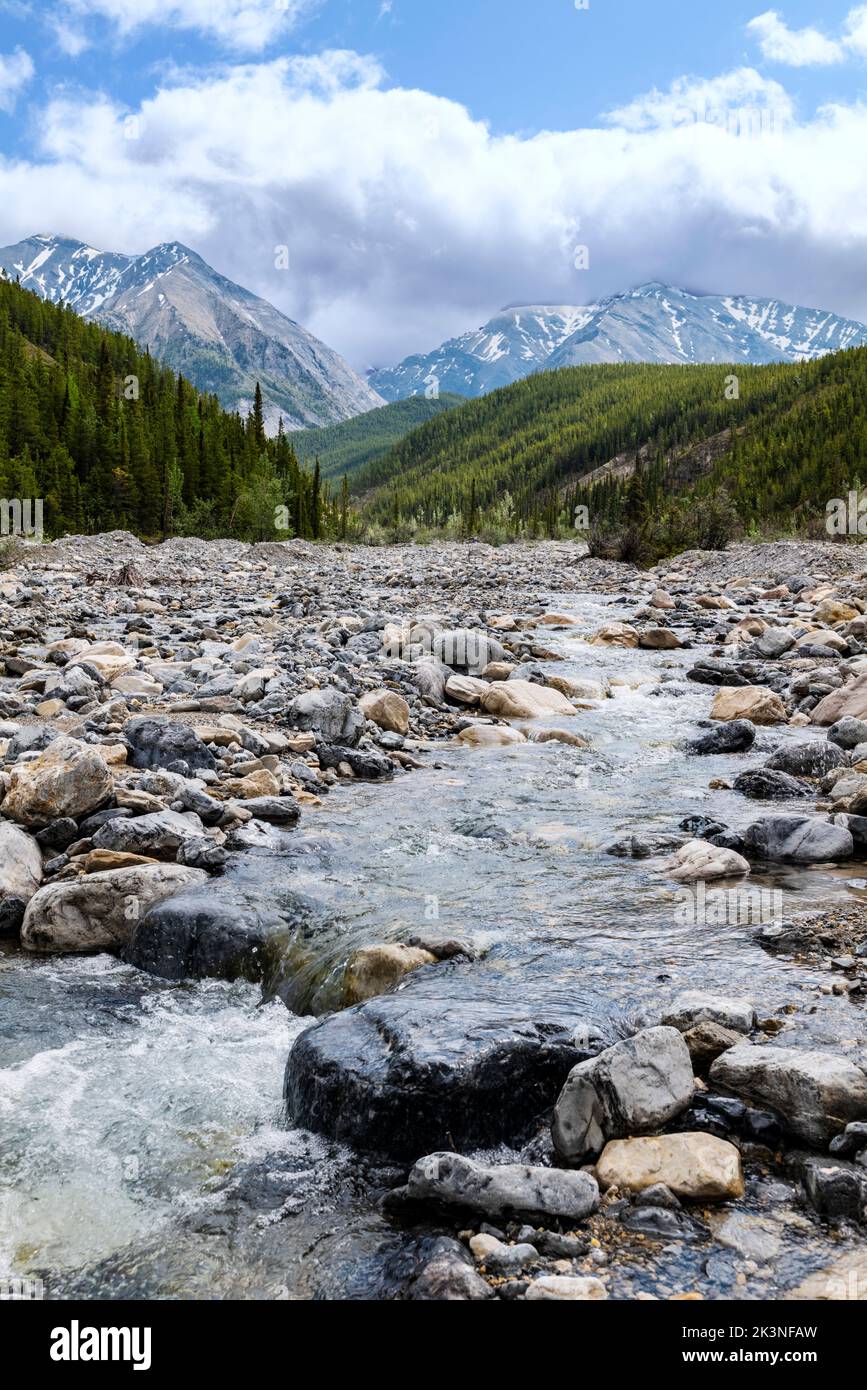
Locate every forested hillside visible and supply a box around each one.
[356,352,867,550]
[0,277,342,542]
[293,393,465,480]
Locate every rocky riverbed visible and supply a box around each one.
[2,532,867,1300]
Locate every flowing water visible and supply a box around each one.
[2,591,866,1299]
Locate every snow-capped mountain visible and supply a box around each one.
[0,234,383,432]
[370,283,867,401]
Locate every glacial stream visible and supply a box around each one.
[2,591,866,1299]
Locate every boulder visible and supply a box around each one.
[596,1133,744,1200]
[733,769,812,800]
[711,687,787,726]
[284,976,620,1159]
[552,1026,694,1164]
[316,745,394,780]
[0,821,43,903]
[813,599,859,626]
[92,809,204,860]
[479,680,576,720]
[21,863,207,954]
[743,816,854,864]
[358,689,410,735]
[124,869,310,1001]
[639,628,683,650]
[686,720,755,756]
[444,675,490,706]
[662,992,756,1035]
[750,627,796,659]
[765,742,849,778]
[457,724,526,747]
[709,1044,867,1146]
[288,688,364,745]
[3,738,113,826]
[829,717,867,749]
[590,622,639,649]
[682,1021,744,1073]
[665,839,750,882]
[432,630,507,676]
[408,1239,495,1301]
[341,943,437,1006]
[124,717,218,773]
[405,1152,600,1221]
[812,675,867,726]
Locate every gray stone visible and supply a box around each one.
[710,1044,867,1147]
[552,1026,694,1164]
[733,769,812,800]
[686,720,756,756]
[828,717,867,749]
[92,809,204,859]
[21,863,208,954]
[406,1152,600,1221]
[765,741,849,779]
[289,688,363,745]
[662,993,757,1035]
[124,717,217,774]
[743,816,854,864]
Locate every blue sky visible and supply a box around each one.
[1,1,867,364]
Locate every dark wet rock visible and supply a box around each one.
[34,818,80,851]
[551,1027,694,1164]
[0,895,26,937]
[407,1237,495,1301]
[829,1122,867,1158]
[176,838,229,872]
[685,720,755,755]
[405,1152,600,1222]
[765,742,849,778]
[316,745,394,780]
[801,1159,867,1222]
[124,717,217,774]
[733,769,812,801]
[620,1206,700,1240]
[637,1183,681,1210]
[285,969,620,1159]
[686,659,751,688]
[605,834,687,859]
[124,869,314,1003]
[743,815,854,864]
[533,1230,590,1258]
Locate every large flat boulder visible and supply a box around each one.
[596,1133,744,1200]
[711,687,787,725]
[743,816,853,864]
[285,969,622,1159]
[479,680,575,720]
[710,1044,867,1147]
[21,863,207,953]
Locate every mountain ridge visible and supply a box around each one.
[0,233,384,432]
[368,283,867,401]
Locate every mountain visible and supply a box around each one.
[368,306,594,401]
[0,234,383,432]
[356,349,867,550]
[292,393,466,481]
[369,283,867,401]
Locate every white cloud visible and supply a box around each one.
[844,5,867,57]
[607,68,794,133]
[747,6,867,66]
[60,0,317,53]
[0,48,34,113]
[3,56,867,367]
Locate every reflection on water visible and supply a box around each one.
[1,590,866,1298]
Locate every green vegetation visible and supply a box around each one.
[0,276,346,542]
[292,393,465,480]
[354,353,867,557]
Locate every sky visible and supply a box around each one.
[1,0,867,370]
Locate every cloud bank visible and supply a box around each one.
[3,52,867,366]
